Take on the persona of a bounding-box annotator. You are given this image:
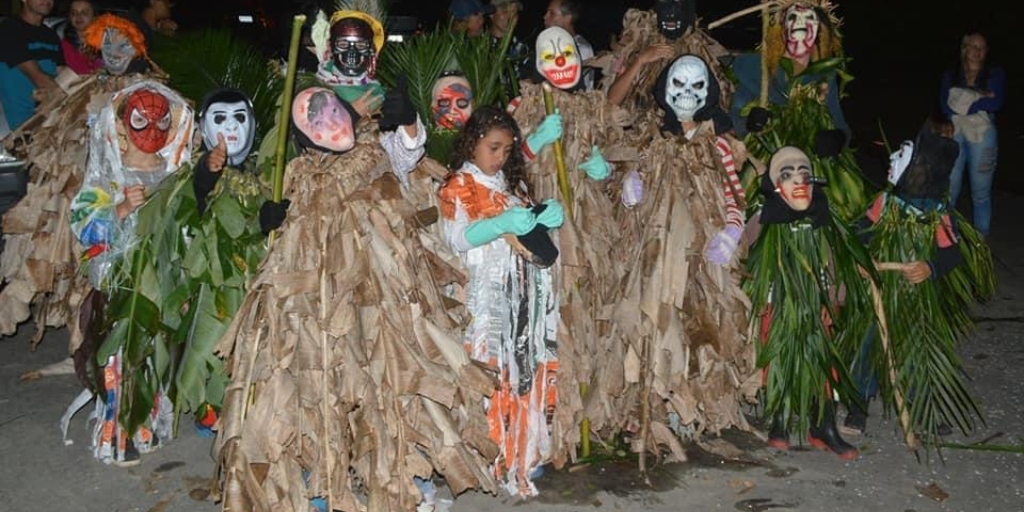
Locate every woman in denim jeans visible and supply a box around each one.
[939,31,1006,236]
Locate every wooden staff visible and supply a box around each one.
[759,0,771,107]
[270,14,307,247]
[707,2,777,30]
[541,83,574,218]
[867,277,918,450]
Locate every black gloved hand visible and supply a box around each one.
[746,106,769,133]
[379,74,416,131]
[259,199,290,235]
[814,129,847,158]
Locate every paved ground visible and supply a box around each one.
[1,188,1022,512]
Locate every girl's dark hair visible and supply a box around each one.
[448,105,531,200]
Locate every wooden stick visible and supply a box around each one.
[541,83,574,219]
[270,14,307,247]
[707,2,777,30]
[868,278,917,449]
[759,0,772,107]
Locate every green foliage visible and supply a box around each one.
[99,165,267,436]
[151,28,284,150]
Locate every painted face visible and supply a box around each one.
[330,18,375,78]
[201,100,254,166]
[654,0,693,40]
[431,76,473,130]
[292,88,355,153]
[535,26,580,90]
[782,4,820,60]
[887,141,914,187]
[101,28,138,75]
[665,55,709,122]
[769,146,814,211]
[471,127,515,176]
[122,88,171,154]
[69,0,95,32]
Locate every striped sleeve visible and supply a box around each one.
[716,136,745,228]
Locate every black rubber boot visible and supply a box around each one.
[808,400,859,460]
[843,398,869,434]
[767,412,789,450]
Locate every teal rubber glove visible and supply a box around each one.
[525,110,563,155]
[535,199,565,229]
[463,206,538,247]
[579,145,611,181]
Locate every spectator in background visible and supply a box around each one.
[449,0,494,38]
[939,31,1005,237]
[488,0,529,100]
[0,0,67,130]
[542,0,594,90]
[126,0,176,51]
[62,0,102,75]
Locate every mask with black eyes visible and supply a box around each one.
[199,89,256,166]
[665,55,708,122]
[654,0,695,40]
[331,17,376,79]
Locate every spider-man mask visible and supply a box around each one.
[122,89,172,153]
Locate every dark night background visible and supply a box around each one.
[4,0,1017,190]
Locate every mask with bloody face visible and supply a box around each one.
[291,87,357,153]
[431,75,473,130]
[782,3,820,60]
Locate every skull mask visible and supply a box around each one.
[330,17,376,79]
[664,55,708,122]
[431,75,473,130]
[122,88,172,154]
[292,87,356,153]
[535,26,581,90]
[654,0,695,40]
[782,3,820,60]
[200,89,256,167]
[769,146,814,211]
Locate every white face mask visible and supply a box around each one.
[101,28,137,75]
[665,55,709,122]
[783,4,820,60]
[770,146,814,212]
[201,100,254,166]
[535,26,581,90]
[888,141,914,187]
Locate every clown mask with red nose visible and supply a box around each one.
[782,3,820,61]
[122,88,172,154]
[535,26,581,90]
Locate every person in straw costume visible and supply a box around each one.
[1,14,158,344]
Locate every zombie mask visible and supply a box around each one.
[330,17,376,79]
[769,146,814,211]
[101,27,138,75]
[535,26,581,90]
[431,75,473,130]
[664,55,709,122]
[654,0,695,40]
[200,89,256,166]
[292,87,356,153]
[782,3,820,60]
[122,88,172,154]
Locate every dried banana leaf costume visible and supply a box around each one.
[0,15,153,342]
[66,80,194,464]
[598,54,756,455]
[744,147,875,458]
[511,28,624,468]
[212,88,499,512]
[858,122,993,440]
[730,1,871,222]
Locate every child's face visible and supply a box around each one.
[471,127,515,176]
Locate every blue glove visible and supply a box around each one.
[463,206,538,247]
[535,199,565,229]
[525,110,562,155]
[579,145,610,181]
